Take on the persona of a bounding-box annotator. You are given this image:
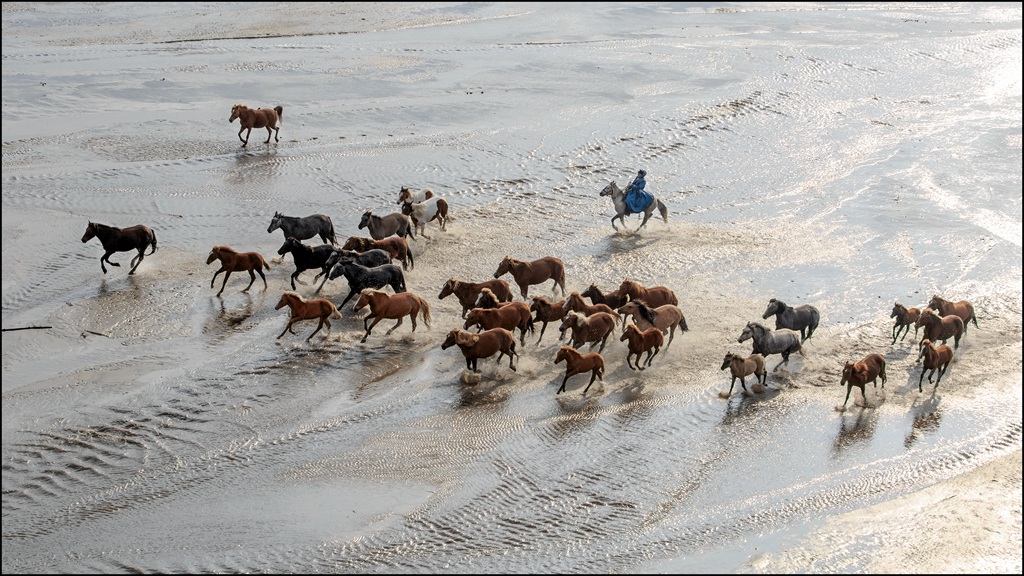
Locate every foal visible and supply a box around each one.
[206,245,270,296]
[917,339,954,392]
[890,302,922,344]
[620,323,665,371]
[554,346,605,395]
[720,352,767,397]
[275,291,342,341]
[229,103,283,146]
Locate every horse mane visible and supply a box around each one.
[213,245,237,253]
[283,290,304,301]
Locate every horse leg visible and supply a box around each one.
[278,319,295,339]
[102,251,121,272]
[647,347,660,367]
[315,272,330,294]
[638,210,653,230]
[264,126,273,144]
[257,269,268,292]
[239,126,250,146]
[558,373,571,394]
[129,248,145,275]
[610,214,621,232]
[306,318,327,341]
[507,342,518,371]
[841,385,853,409]
[338,289,357,311]
[243,270,258,293]
[217,270,232,296]
[362,316,384,342]
[583,370,601,394]
[536,321,548,344]
[772,353,788,372]
[384,317,404,337]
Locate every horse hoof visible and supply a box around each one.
[718,391,731,399]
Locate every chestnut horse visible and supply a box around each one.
[562,291,619,319]
[342,236,414,271]
[554,346,605,395]
[81,221,158,275]
[463,302,535,346]
[530,296,567,344]
[493,256,567,299]
[441,328,519,373]
[206,245,270,296]
[229,103,282,146]
[275,291,342,341]
[927,295,979,334]
[890,302,922,344]
[720,352,767,397]
[438,278,513,318]
[617,300,688,348]
[353,289,431,343]
[914,309,964,351]
[916,339,954,392]
[558,310,617,353]
[839,353,887,410]
[617,279,678,308]
[620,323,665,371]
[474,287,514,310]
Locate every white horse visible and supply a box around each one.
[599,181,669,232]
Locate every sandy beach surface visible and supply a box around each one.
[3,3,1021,573]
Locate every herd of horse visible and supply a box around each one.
[79,111,979,402]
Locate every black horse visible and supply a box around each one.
[762,298,820,342]
[277,237,335,290]
[267,212,337,245]
[331,261,406,310]
[81,221,158,275]
[314,248,392,293]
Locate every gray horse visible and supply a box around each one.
[738,321,804,372]
[268,212,337,245]
[762,298,819,342]
[358,210,415,241]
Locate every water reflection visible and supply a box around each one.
[904,395,943,449]
[832,408,879,453]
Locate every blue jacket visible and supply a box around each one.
[625,176,653,213]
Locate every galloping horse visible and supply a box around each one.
[442,328,519,373]
[275,291,342,341]
[463,302,535,346]
[617,280,678,308]
[268,212,337,245]
[358,210,415,241]
[206,245,270,296]
[620,323,665,371]
[493,256,567,299]
[558,311,617,353]
[438,278,513,318]
[927,295,978,334]
[562,291,619,319]
[599,180,669,233]
[915,309,964,350]
[891,302,922,345]
[839,353,887,410]
[229,103,283,146]
[353,289,431,343]
[530,296,567,344]
[581,283,628,309]
[762,298,819,342]
[277,237,335,291]
[81,221,158,275]
[738,321,803,372]
[331,261,406,310]
[554,346,605,395]
[401,196,449,238]
[617,300,688,348]
[917,339,954,392]
[342,236,414,271]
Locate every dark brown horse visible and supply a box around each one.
[617,279,678,308]
[927,295,978,334]
[554,346,605,395]
[229,103,282,146]
[620,323,664,371]
[915,308,965,351]
[342,236,414,271]
[493,256,567,299]
[353,289,431,343]
[438,278,513,318]
[81,221,158,275]
[916,339,954,392]
[581,283,628,309]
[839,353,887,410]
[562,291,619,319]
[275,291,342,341]
[206,245,270,296]
[441,328,519,373]
[891,302,922,344]
[530,296,567,344]
[558,311,617,353]
[464,302,534,346]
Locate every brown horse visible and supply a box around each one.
[342,236,414,271]
[915,308,965,351]
[617,279,678,308]
[81,221,158,275]
[275,291,342,341]
[617,300,688,348]
[530,296,567,344]
[620,323,665,371]
[206,245,270,296]
[562,291,619,319]
[581,283,628,309]
[463,302,534,346]
[229,103,282,146]
[441,328,518,373]
[353,289,431,343]
[916,339,954,392]
[891,302,922,344]
[558,311,617,353]
[927,295,978,334]
[493,256,567,299]
[438,278,513,318]
[475,287,514,310]
[839,353,887,410]
[554,346,605,395]
[720,352,767,397]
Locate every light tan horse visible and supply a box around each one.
[554,345,605,395]
[719,352,766,397]
[206,245,270,296]
[275,291,342,341]
[229,103,282,146]
[353,289,431,343]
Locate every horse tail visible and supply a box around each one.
[329,302,343,319]
[419,297,431,327]
[657,200,668,223]
[274,105,283,124]
[327,219,338,245]
[261,254,271,270]
[526,312,536,334]
[679,313,689,332]
[407,248,415,271]
[148,231,158,255]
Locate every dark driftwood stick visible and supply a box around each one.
[2,325,53,332]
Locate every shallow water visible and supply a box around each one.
[3,3,1021,573]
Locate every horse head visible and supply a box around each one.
[721,353,737,370]
[81,222,96,243]
[206,247,221,265]
[762,299,783,319]
[358,211,372,229]
[229,103,246,123]
[494,257,512,279]
[599,181,618,197]
[554,346,570,364]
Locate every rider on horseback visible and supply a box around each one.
[624,169,654,214]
